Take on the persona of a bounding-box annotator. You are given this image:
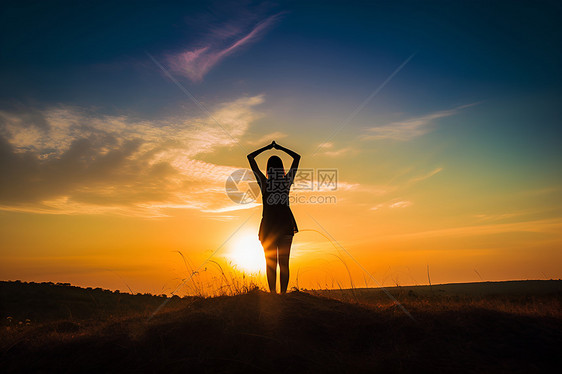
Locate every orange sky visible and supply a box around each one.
[1,125,561,294]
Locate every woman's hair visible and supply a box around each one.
[266,155,285,179]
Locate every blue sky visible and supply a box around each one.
[2,1,560,107]
[2,1,560,174]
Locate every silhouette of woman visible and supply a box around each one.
[247,141,300,293]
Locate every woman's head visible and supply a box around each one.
[266,155,284,179]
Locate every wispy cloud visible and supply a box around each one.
[362,103,477,141]
[385,218,562,240]
[389,200,413,209]
[167,13,283,82]
[247,131,287,146]
[407,167,443,184]
[313,142,355,157]
[371,199,413,211]
[319,147,355,157]
[0,96,265,217]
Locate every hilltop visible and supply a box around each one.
[1,280,561,373]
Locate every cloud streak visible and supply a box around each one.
[371,199,413,211]
[0,96,265,217]
[167,13,283,82]
[362,103,477,141]
[407,167,443,184]
[385,218,562,240]
[247,131,287,146]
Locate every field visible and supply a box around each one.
[1,280,561,373]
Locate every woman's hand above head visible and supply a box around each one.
[249,142,275,159]
[273,142,300,160]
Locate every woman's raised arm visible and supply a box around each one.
[273,141,301,184]
[247,142,273,185]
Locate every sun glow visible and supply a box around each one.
[227,232,266,273]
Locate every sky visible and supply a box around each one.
[1,0,561,294]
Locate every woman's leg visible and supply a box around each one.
[263,240,277,293]
[278,234,293,294]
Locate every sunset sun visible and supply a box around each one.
[227,232,265,273]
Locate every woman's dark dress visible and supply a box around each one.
[256,174,298,243]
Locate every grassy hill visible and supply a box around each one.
[0,280,187,323]
[1,280,561,373]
